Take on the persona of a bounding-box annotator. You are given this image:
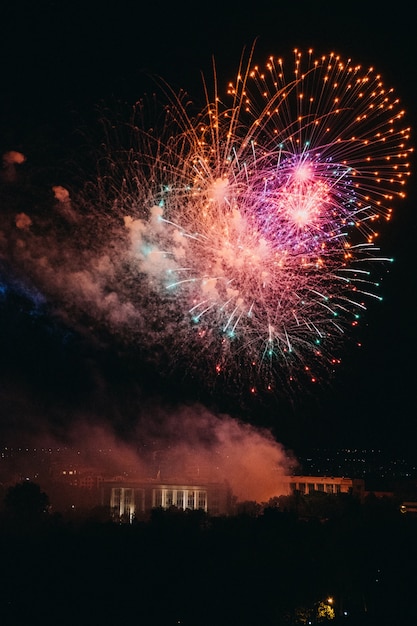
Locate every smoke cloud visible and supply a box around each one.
[0,146,298,507]
[27,404,297,504]
[130,403,297,501]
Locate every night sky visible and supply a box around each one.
[0,1,416,461]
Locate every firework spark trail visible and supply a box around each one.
[0,47,411,397]
[99,47,410,392]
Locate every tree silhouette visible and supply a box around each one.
[3,480,49,524]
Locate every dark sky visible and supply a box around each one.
[0,1,416,459]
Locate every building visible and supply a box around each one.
[101,479,233,521]
[285,475,365,499]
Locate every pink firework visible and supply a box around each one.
[94,47,412,392]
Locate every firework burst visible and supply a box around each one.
[89,47,412,393]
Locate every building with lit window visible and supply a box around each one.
[285,475,365,499]
[101,479,233,521]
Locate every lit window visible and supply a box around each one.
[176,490,184,509]
[166,490,173,507]
[187,491,195,509]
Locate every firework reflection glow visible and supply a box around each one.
[93,48,411,393]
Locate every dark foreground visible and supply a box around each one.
[1,491,417,626]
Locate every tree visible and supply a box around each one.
[3,480,49,524]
